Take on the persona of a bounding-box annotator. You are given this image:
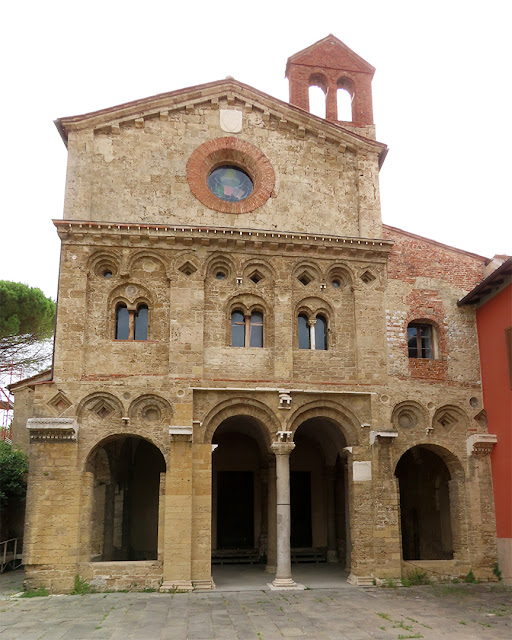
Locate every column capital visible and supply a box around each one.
[271,441,295,456]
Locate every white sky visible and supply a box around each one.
[2,0,511,300]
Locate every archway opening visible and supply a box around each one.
[291,417,349,566]
[308,74,327,119]
[395,446,453,560]
[211,416,270,564]
[87,435,166,561]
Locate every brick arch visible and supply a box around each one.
[200,398,281,450]
[186,137,275,214]
[286,399,360,447]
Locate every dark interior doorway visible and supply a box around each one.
[217,471,254,549]
[88,436,165,561]
[396,446,454,560]
[291,471,312,548]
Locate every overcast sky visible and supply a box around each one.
[2,0,510,300]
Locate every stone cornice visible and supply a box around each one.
[54,220,393,260]
[55,79,387,162]
[27,418,78,443]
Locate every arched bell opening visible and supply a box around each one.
[395,446,454,561]
[211,416,271,565]
[291,417,349,567]
[85,435,166,562]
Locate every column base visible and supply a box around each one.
[192,578,215,591]
[347,573,375,586]
[265,564,277,574]
[160,580,194,592]
[268,578,305,590]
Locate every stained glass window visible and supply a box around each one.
[208,166,253,202]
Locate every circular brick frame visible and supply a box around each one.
[186,137,275,214]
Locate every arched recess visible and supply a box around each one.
[394,444,466,562]
[77,392,124,423]
[82,434,166,563]
[208,402,279,564]
[288,401,359,568]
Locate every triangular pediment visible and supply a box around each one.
[55,78,386,161]
[286,34,375,77]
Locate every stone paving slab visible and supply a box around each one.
[0,571,511,639]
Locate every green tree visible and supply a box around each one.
[0,281,55,375]
[0,441,28,510]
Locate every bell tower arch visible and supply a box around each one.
[285,35,376,138]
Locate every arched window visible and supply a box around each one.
[336,87,352,121]
[231,310,264,348]
[315,315,327,350]
[115,304,130,340]
[231,310,246,347]
[115,302,149,341]
[308,77,327,119]
[407,321,437,359]
[298,314,310,349]
[134,304,148,341]
[298,313,328,350]
[249,311,263,347]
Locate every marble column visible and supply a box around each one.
[271,440,298,588]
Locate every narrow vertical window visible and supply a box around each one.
[249,312,264,347]
[298,314,310,349]
[134,305,148,341]
[115,304,130,340]
[231,311,245,347]
[408,322,434,359]
[315,315,327,350]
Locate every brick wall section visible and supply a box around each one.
[384,225,486,290]
[384,225,486,384]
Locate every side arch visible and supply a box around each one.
[287,399,361,447]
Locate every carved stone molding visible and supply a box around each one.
[168,425,193,442]
[369,430,398,446]
[467,433,498,457]
[27,418,79,443]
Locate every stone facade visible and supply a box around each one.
[11,35,498,592]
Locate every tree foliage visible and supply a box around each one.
[0,281,55,375]
[0,441,28,509]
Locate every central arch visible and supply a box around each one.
[211,414,273,565]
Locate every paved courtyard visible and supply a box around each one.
[0,569,511,639]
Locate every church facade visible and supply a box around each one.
[11,36,498,592]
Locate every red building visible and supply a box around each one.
[459,256,512,583]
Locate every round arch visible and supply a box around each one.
[287,399,361,448]
[200,397,280,451]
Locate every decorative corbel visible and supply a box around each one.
[27,418,79,443]
[467,433,497,456]
[278,390,292,410]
